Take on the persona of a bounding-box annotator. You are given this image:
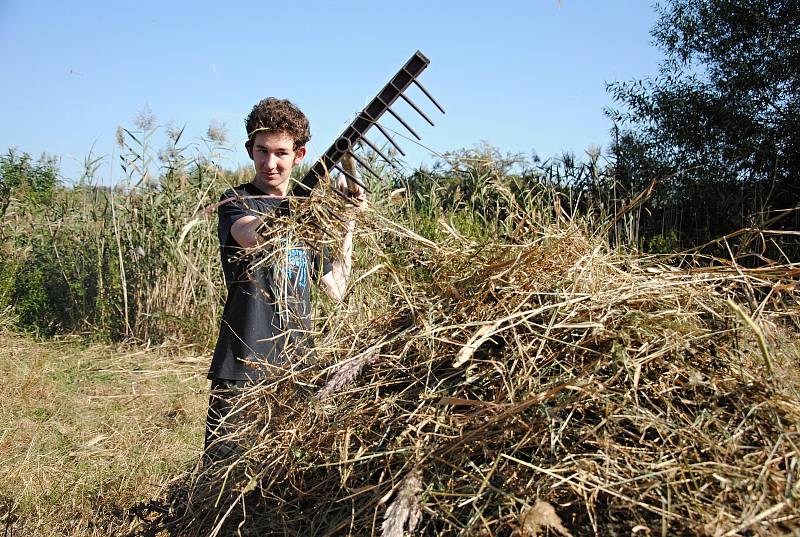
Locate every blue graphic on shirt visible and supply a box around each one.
[286,247,309,290]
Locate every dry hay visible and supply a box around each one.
[134,187,800,536]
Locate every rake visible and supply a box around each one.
[291,50,445,198]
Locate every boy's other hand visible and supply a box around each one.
[337,174,368,207]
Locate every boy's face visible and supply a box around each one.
[248,131,306,196]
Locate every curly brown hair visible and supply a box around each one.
[244,97,311,150]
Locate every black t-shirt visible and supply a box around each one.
[208,182,332,381]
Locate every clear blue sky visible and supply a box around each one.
[0,0,662,183]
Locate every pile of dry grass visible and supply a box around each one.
[137,187,800,536]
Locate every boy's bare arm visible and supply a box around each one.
[320,176,367,302]
[230,216,263,248]
[320,221,354,302]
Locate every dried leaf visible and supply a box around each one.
[453,321,503,367]
[515,500,573,537]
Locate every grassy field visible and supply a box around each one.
[0,332,207,536]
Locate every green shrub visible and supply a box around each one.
[0,148,59,212]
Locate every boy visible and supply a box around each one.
[205,97,363,461]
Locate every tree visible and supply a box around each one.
[606,0,799,251]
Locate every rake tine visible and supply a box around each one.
[325,205,353,222]
[386,107,421,141]
[347,151,384,181]
[413,79,446,114]
[399,93,434,127]
[333,163,371,193]
[358,137,401,171]
[373,122,407,156]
